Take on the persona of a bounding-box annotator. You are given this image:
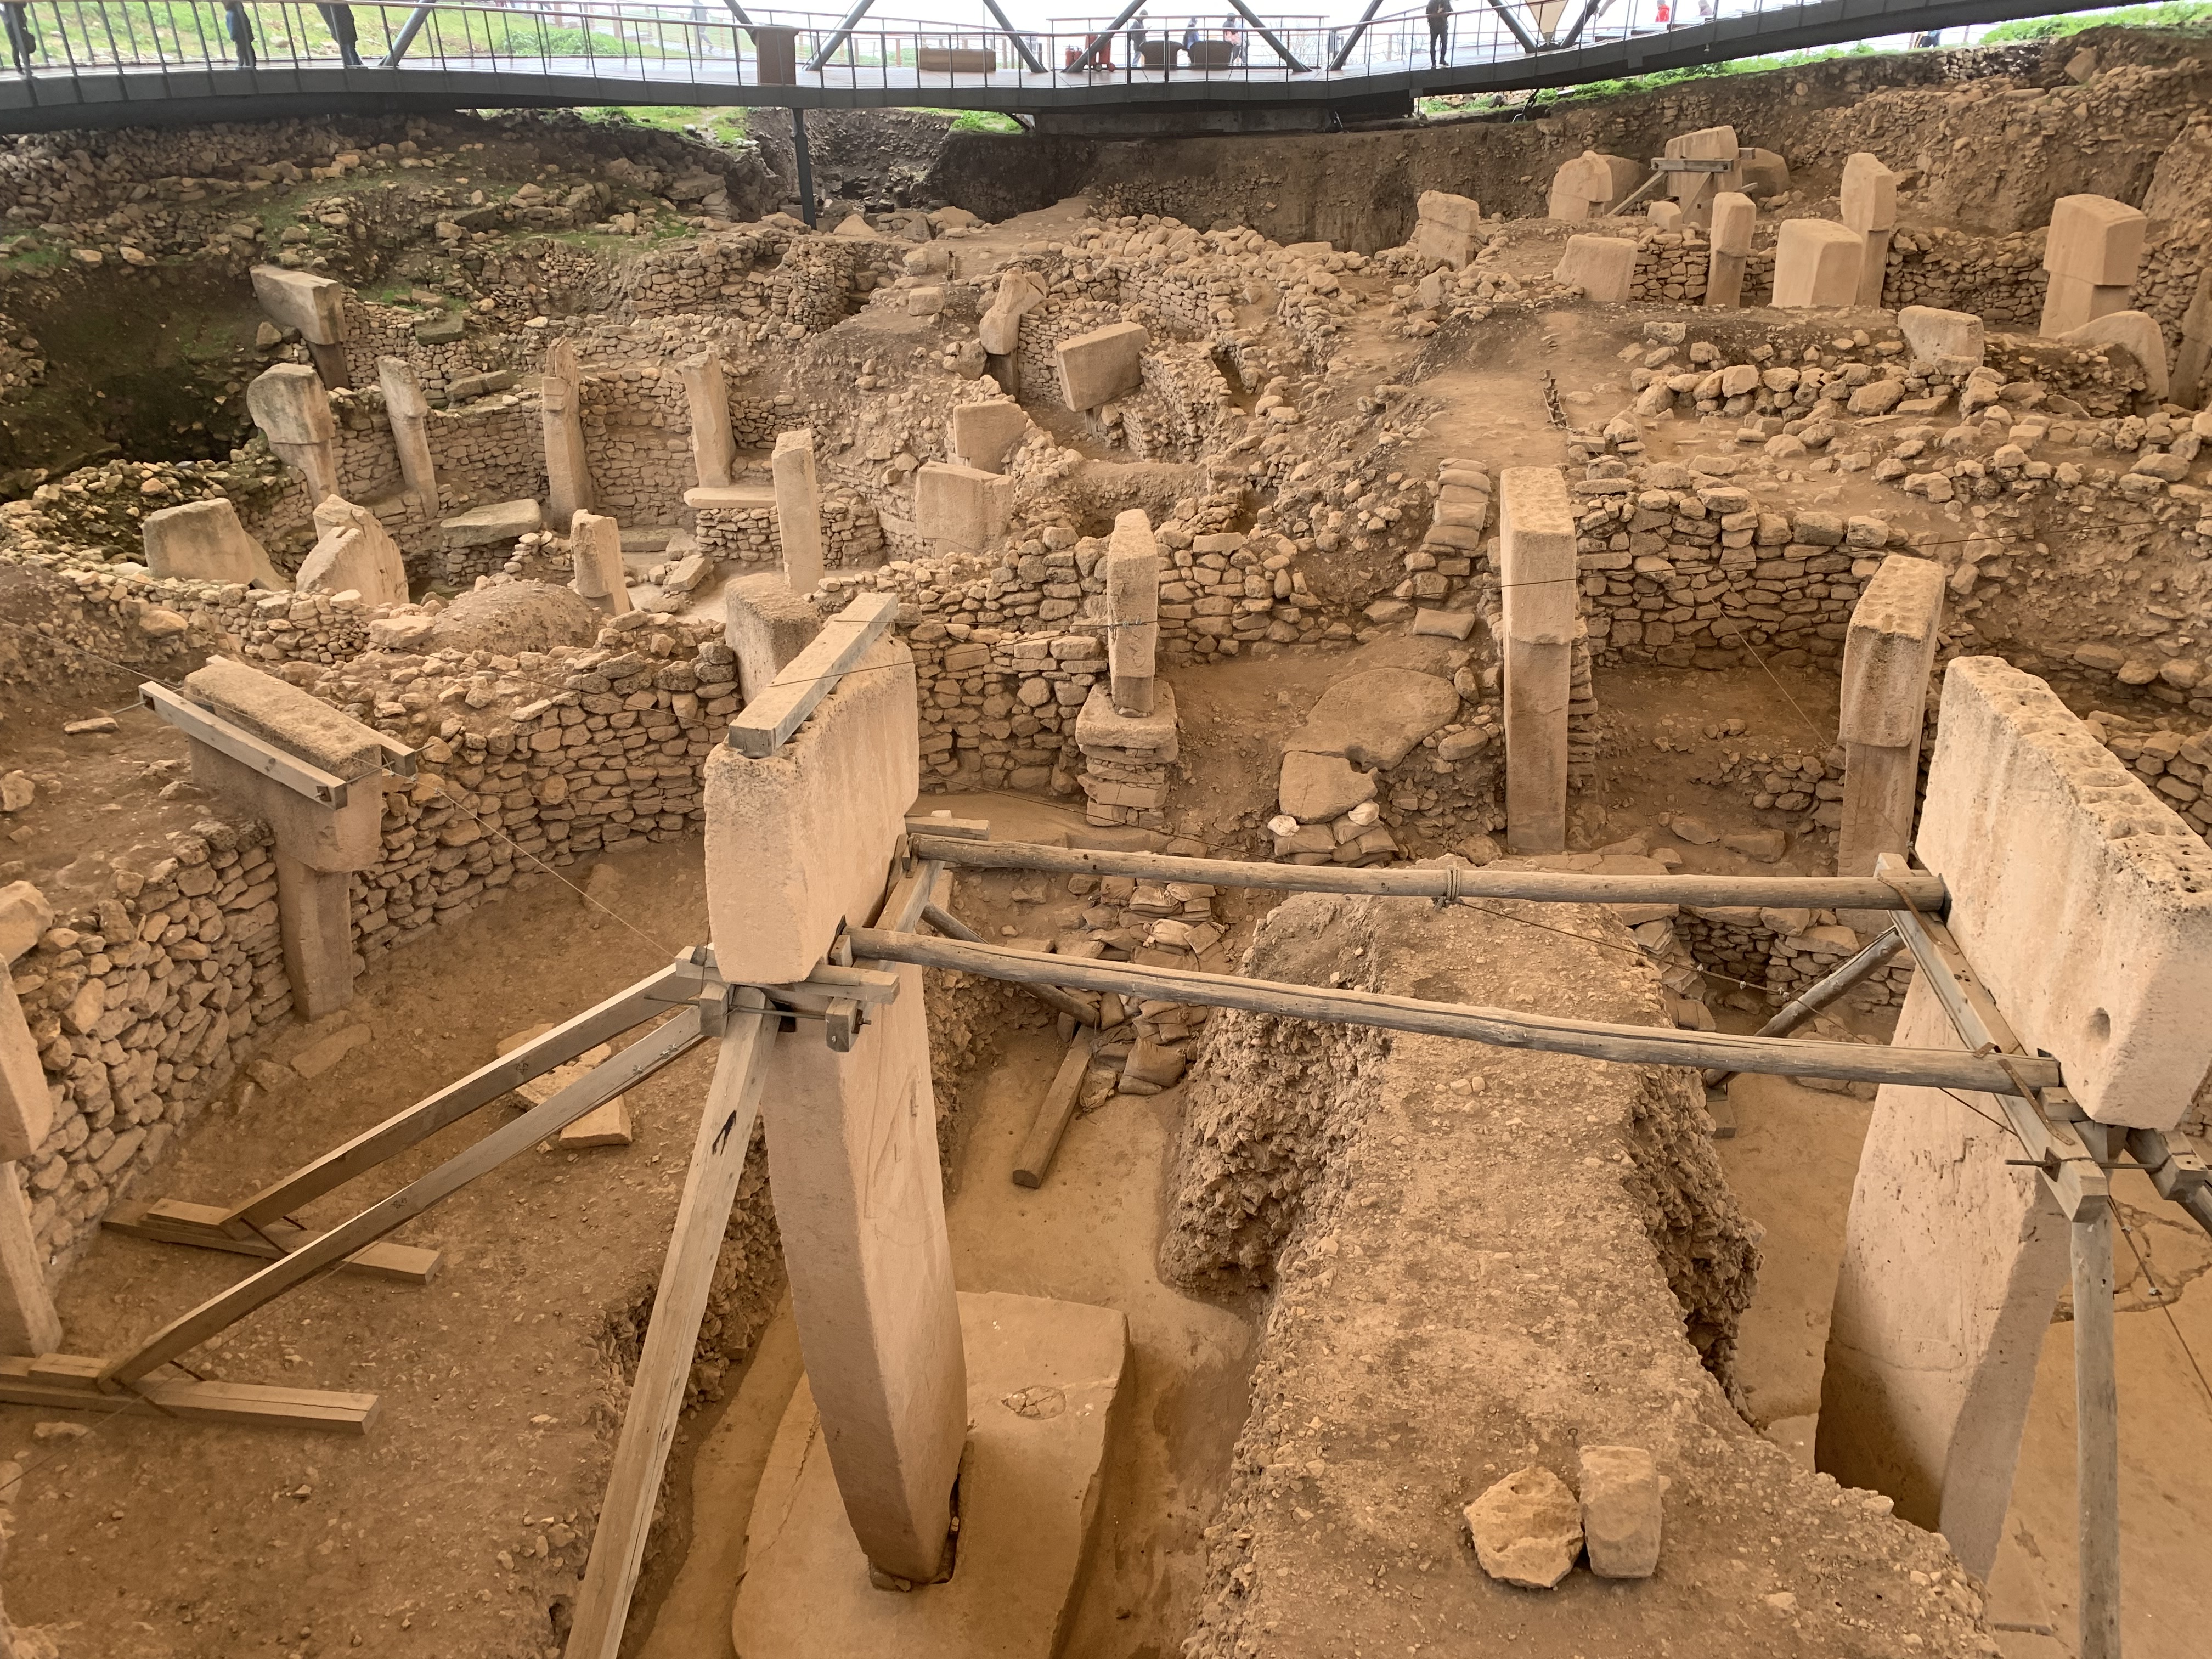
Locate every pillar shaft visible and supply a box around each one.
[570,510,633,614]
[1105,509,1160,718]
[771,428,825,594]
[1498,467,1576,855]
[0,1166,60,1357]
[1838,739,1918,879]
[681,349,736,489]
[1816,985,2066,1577]
[541,339,593,524]
[274,851,357,1023]
[377,356,439,517]
[1838,555,1944,878]
[1855,229,1893,308]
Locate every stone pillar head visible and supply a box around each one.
[377,354,428,420]
[246,363,336,448]
[299,496,408,607]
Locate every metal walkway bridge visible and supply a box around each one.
[0,0,2119,134]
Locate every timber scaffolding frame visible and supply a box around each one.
[7,596,2202,1659]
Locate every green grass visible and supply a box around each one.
[578,105,752,145]
[1420,39,1893,112]
[1983,4,2212,40]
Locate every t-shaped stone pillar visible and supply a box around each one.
[1499,467,1576,855]
[1663,125,1740,228]
[1771,219,1865,308]
[681,347,737,489]
[1105,509,1160,718]
[1819,658,2212,1578]
[1840,153,1899,309]
[377,355,440,518]
[702,633,966,1586]
[179,658,387,1022]
[541,337,594,525]
[1704,191,1756,309]
[0,880,61,1357]
[246,363,340,505]
[1837,554,1944,880]
[569,509,633,616]
[251,264,351,389]
[2038,193,2147,337]
[772,428,825,595]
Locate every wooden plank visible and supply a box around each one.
[103,1006,710,1388]
[902,814,991,840]
[848,926,2064,1097]
[919,902,1098,1027]
[105,1200,443,1283]
[2069,1204,2122,1659]
[224,958,702,1232]
[1013,1030,1101,1189]
[725,590,900,758]
[142,681,354,806]
[905,834,1954,914]
[0,1357,379,1433]
[1702,928,1904,1088]
[875,857,946,935]
[565,994,778,1659]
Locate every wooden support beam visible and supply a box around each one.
[847,927,2062,1096]
[904,834,1952,915]
[213,960,704,1234]
[2070,1197,2122,1659]
[0,1356,379,1432]
[918,902,1099,1027]
[101,1005,712,1389]
[142,682,357,806]
[1013,1030,1100,1189]
[565,994,778,1659]
[1702,928,1905,1090]
[104,1200,441,1283]
[725,591,899,758]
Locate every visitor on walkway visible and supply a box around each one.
[318,4,365,67]
[3,3,35,73]
[225,1,258,67]
[1221,15,1245,62]
[1426,0,1451,66]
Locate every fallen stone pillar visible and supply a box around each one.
[1840,152,1899,309]
[2039,193,2146,337]
[376,356,439,518]
[298,496,408,607]
[540,337,594,525]
[772,428,825,594]
[1703,192,1754,309]
[251,264,351,388]
[1546,151,1639,221]
[0,881,60,1356]
[1771,219,1864,308]
[978,268,1045,358]
[1899,305,1985,376]
[703,631,967,1585]
[142,497,284,589]
[245,363,340,505]
[1553,234,1636,303]
[2062,309,2170,400]
[681,347,736,489]
[1837,554,1944,879]
[180,658,387,1022]
[725,571,822,699]
[1499,467,1576,855]
[569,509,633,616]
[1819,658,2212,1576]
[1105,509,1160,718]
[1054,321,1147,413]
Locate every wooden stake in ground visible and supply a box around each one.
[1013,1030,1102,1189]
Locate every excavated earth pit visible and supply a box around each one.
[0,22,2209,1659]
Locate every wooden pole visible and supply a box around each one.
[904,834,1951,914]
[918,902,1098,1026]
[2072,1189,2124,1659]
[1702,928,1905,1088]
[101,1006,711,1388]
[565,994,777,1659]
[1012,1030,1099,1189]
[846,928,2061,1096]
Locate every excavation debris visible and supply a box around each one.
[1465,1465,1584,1589]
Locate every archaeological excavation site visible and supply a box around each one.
[2,8,2212,1658]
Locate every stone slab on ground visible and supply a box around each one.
[1158,892,1996,1658]
[1283,667,1460,770]
[439,499,544,548]
[730,1290,1127,1658]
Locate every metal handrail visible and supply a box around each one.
[0,0,1872,96]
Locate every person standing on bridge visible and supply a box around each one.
[318,4,365,68]
[224,1,258,67]
[3,2,36,73]
[1425,0,1451,67]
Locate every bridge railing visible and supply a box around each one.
[0,1,1812,91]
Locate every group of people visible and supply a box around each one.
[1084,10,1249,72]
[2,3,369,72]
